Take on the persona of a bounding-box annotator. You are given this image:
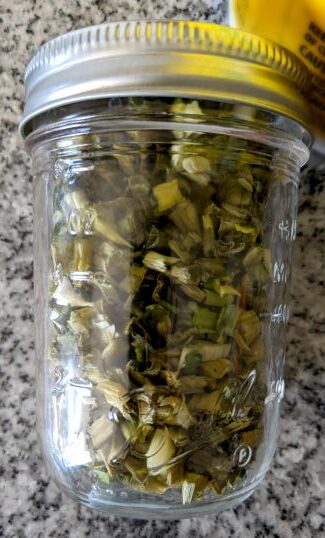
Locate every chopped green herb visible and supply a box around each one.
[49,97,270,504]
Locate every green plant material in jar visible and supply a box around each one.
[49,96,272,505]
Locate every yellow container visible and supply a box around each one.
[229,0,325,152]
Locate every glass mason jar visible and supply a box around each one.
[20,21,311,518]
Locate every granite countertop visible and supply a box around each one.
[1,1,324,537]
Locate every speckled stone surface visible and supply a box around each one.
[1,1,325,537]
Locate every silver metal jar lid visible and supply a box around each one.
[20,20,310,136]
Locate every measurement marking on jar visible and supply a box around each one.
[54,159,69,180]
[53,366,66,395]
[234,444,252,468]
[278,219,297,241]
[271,304,290,323]
[53,263,63,284]
[69,271,94,282]
[273,261,287,283]
[265,379,285,405]
[68,208,96,235]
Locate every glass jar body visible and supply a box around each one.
[29,98,309,518]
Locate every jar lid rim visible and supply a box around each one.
[19,20,311,136]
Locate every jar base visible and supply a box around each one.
[61,473,266,519]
